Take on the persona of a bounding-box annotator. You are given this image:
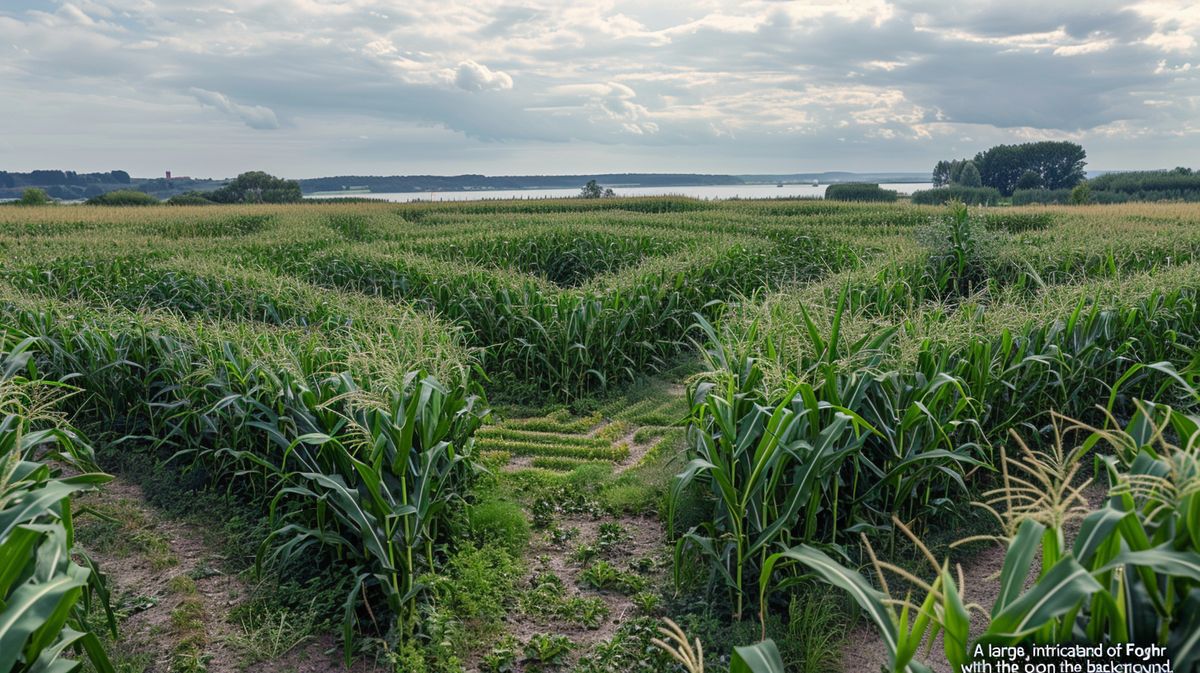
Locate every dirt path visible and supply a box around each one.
[76,476,368,673]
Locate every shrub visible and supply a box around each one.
[17,187,50,205]
[1089,167,1200,200]
[910,185,1001,205]
[1070,181,1092,204]
[86,189,159,206]
[468,500,531,556]
[1011,188,1072,205]
[824,183,898,202]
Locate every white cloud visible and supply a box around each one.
[189,87,280,130]
[453,60,513,91]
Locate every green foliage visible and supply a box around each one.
[523,633,574,670]
[1089,167,1200,201]
[580,180,616,199]
[974,141,1087,195]
[1011,188,1073,205]
[85,190,159,206]
[762,401,1200,672]
[1071,181,1092,204]
[910,185,1001,205]
[17,188,50,206]
[0,345,116,673]
[824,183,898,202]
[256,375,488,661]
[519,573,610,628]
[1015,170,1042,190]
[956,161,982,188]
[468,500,531,556]
[428,544,522,625]
[922,201,994,297]
[206,171,302,204]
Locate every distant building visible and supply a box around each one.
[165,170,171,180]
[165,171,191,181]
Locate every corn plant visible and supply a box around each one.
[256,373,487,662]
[670,317,875,619]
[758,405,1200,672]
[0,339,115,673]
[651,618,785,673]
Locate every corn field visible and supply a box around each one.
[1,197,1198,672]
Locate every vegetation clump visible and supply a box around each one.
[86,189,160,205]
[910,185,1001,205]
[824,182,898,202]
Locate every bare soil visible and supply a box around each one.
[76,476,369,673]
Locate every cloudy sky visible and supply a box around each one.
[2,0,1198,178]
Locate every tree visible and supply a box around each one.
[29,170,67,186]
[18,188,51,205]
[948,159,968,184]
[957,161,982,187]
[1028,141,1087,190]
[1070,182,1091,204]
[1016,170,1042,190]
[973,141,1086,195]
[207,171,302,203]
[933,141,1087,196]
[579,180,614,199]
[932,160,952,187]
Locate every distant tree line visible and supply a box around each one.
[932,141,1087,196]
[0,169,130,188]
[298,173,743,194]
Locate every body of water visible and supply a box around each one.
[305,182,932,202]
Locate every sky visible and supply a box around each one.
[1,0,1198,178]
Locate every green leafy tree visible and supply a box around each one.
[579,179,614,199]
[973,141,1086,195]
[957,161,982,187]
[948,159,968,184]
[208,171,302,203]
[1016,170,1042,190]
[932,160,952,187]
[17,188,50,205]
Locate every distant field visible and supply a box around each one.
[3,198,1199,672]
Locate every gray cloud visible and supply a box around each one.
[1,0,1197,176]
[189,88,281,130]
